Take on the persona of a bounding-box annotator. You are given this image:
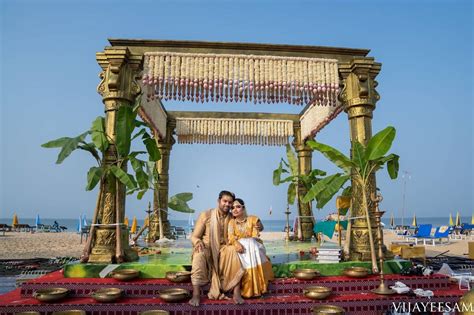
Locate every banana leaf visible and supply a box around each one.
[86,166,103,191]
[365,126,396,160]
[306,140,354,172]
[110,165,137,190]
[116,106,136,157]
[90,117,109,152]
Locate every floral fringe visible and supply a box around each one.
[142,52,338,106]
[300,103,344,140]
[176,118,293,146]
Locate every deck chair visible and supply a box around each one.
[407,224,432,245]
[421,226,450,246]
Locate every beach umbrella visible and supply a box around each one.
[130,216,137,234]
[449,213,454,226]
[411,213,417,227]
[77,215,83,232]
[124,216,129,226]
[390,213,395,228]
[82,214,88,227]
[455,211,461,226]
[35,214,41,227]
[12,213,18,227]
[471,214,474,225]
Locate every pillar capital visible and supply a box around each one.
[96,47,143,106]
[339,58,381,120]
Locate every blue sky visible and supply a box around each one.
[1,0,472,223]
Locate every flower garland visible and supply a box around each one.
[300,102,344,140]
[142,52,339,106]
[176,118,293,146]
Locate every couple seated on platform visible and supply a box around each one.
[189,190,274,306]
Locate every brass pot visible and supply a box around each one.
[140,311,170,315]
[33,288,69,302]
[110,269,140,281]
[343,267,369,278]
[303,286,332,300]
[165,271,191,283]
[51,311,86,315]
[91,287,123,302]
[293,268,320,280]
[312,305,345,315]
[158,288,191,303]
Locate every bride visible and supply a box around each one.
[228,198,274,299]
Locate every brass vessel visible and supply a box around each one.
[342,267,369,278]
[51,311,86,315]
[91,287,123,302]
[140,311,170,315]
[33,288,69,302]
[293,268,320,280]
[303,286,332,300]
[165,271,191,283]
[312,305,345,314]
[15,312,40,315]
[158,288,191,302]
[110,269,140,281]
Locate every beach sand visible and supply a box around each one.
[0,230,470,260]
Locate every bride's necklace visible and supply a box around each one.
[235,216,248,235]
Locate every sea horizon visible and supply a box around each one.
[1,216,471,233]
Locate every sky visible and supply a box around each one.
[0,0,472,223]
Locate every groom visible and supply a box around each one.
[189,190,245,306]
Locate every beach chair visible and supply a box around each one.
[421,226,450,246]
[461,224,474,240]
[174,226,187,239]
[80,226,90,244]
[406,224,432,245]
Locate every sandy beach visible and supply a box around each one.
[0,230,471,260]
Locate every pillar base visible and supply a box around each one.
[87,226,138,264]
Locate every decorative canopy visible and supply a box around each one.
[300,104,344,140]
[176,118,293,146]
[142,52,339,106]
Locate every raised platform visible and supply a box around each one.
[0,270,465,315]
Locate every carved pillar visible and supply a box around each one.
[149,119,176,242]
[292,122,314,241]
[339,58,384,261]
[88,47,141,263]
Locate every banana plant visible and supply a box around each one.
[273,144,328,205]
[302,126,399,272]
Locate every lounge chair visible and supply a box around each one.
[420,226,450,246]
[461,224,474,240]
[406,224,432,245]
[174,226,187,239]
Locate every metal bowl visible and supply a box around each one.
[293,268,320,280]
[91,287,123,302]
[165,271,191,283]
[343,267,370,278]
[140,311,170,315]
[158,288,191,303]
[303,286,332,300]
[312,305,345,315]
[110,269,140,281]
[33,288,69,302]
[51,311,86,315]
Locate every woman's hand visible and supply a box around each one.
[235,241,245,254]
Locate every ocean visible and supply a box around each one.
[0,216,471,232]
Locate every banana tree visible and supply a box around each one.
[302,126,399,272]
[273,144,328,238]
[42,104,160,262]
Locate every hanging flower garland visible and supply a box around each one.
[176,118,293,146]
[143,52,339,106]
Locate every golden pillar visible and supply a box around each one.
[88,47,141,263]
[339,57,384,261]
[148,119,176,242]
[292,122,314,241]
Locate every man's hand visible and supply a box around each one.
[194,241,204,253]
[235,241,245,254]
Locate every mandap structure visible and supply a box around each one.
[91,38,382,263]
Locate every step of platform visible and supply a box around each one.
[19,271,451,298]
[0,285,465,315]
